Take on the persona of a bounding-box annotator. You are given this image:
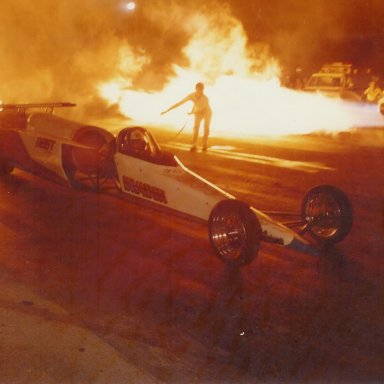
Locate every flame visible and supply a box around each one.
[98,5,382,138]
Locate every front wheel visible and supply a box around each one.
[208,200,262,267]
[301,185,353,246]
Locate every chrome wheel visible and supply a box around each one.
[209,200,261,267]
[302,185,353,246]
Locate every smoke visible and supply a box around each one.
[0,0,278,118]
[231,0,384,73]
[0,1,190,104]
[0,1,145,111]
[273,1,348,69]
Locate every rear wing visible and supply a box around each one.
[0,102,76,113]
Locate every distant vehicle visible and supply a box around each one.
[304,62,370,101]
[0,102,354,267]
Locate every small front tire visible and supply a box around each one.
[301,185,353,246]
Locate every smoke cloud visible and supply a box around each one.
[230,0,384,72]
[0,0,279,118]
[0,1,193,103]
[0,1,146,109]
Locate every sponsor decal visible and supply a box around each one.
[36,137,55,152]
[123,176,168,204]
[162,167,182,175]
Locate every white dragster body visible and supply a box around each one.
[113,145,297,247]
[0,103,353,266]
[13,113,73,180]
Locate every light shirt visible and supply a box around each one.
[185,92,211,115]
[364,85,382,102]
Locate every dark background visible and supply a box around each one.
[229,0,384,72]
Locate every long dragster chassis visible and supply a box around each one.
[0,102,353,267]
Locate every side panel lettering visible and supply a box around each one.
[35,137,55,152]
[123,176,168,204]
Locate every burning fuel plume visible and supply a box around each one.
[0,1,382,136]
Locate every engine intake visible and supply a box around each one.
[72,127,114,174]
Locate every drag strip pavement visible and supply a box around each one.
[163,142,334,173]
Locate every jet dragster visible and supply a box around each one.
[0,102,353,266]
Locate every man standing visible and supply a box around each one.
[363,80,382,103]
[161,82,212,151]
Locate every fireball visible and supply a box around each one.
[97,4,382,138]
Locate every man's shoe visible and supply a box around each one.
[189,146,197,152]
[202,145,208,152]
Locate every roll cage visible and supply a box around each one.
[116,127,178,166]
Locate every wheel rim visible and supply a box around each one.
[305,192,341,239]
[210,206,248,261]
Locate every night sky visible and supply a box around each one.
[228,0,384,72]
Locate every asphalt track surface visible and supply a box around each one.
[0,130,383,383]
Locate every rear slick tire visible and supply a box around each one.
[208,200,262,267]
